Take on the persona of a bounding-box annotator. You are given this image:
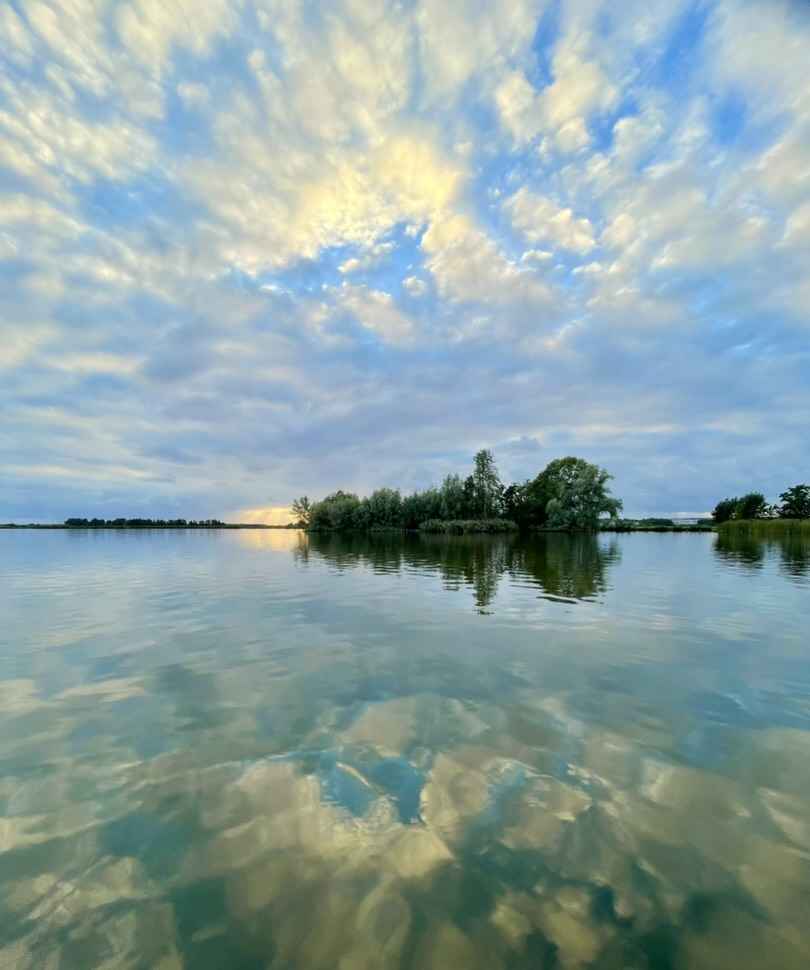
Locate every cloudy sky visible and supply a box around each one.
[2,0,808,522]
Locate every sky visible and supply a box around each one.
[1,0,809,523]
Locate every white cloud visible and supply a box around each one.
[338,241,395,274]
[494,71,544,144]
[0,77,157,189]
[403,276,427,297]
[421,212,553,312]
[116,0,237,73]
[177,82,210,107]
[0,323,56,370]
[556,117,590,153]
[335,283,415,345]
[520,249,553,264]
[416,0,538,102]
[504,188,596,254]
[0,4,34,67]
[783,202,810,248]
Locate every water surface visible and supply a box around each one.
[1,529,809,968]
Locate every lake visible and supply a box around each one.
[1,528,809,969]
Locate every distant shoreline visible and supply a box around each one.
[0,523,299,530]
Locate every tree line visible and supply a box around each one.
[712,484,810,523]
[64,518,228,528]
[292,451,622,532]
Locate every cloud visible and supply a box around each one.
[333,283,415,345]
[231,505,295,526]
[1,0,809,521]
[421,212,554,312]
[504,188,596,254]
[403,276,427,297]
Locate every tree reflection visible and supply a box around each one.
[302,532,621,610]
[714,531,767,570]
[776,535,810,579]
[507,534,621,602]
[714,531,810,581]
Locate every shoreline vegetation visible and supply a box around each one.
[717,518,810,537]
[294,452,625,535]
[1,520,297,530]
[710,485,810,537]
[291,456,808,535]
[4,472,805,537]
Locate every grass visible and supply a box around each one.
[717,518,810,536]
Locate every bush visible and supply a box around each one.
[419,519,518,534]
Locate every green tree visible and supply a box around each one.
[365,487,403,527]
[462,475,476,518]
[778,484,810,519]
[471,449,504,518]
[530,456,622,530]
[735,492,768,520]
[291,496,312,527]
[401,488,442,529]
[712,497,739,524]
[502,482,529,525]
[439,474,466,520]
[308,491,362,530]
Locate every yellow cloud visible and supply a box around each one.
[232,505,296,526]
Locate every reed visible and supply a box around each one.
[717,519,810,536]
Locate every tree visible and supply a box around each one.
[439,474,466,520]
[778,484,810,519]
[308,491,362,530]
[471,449,504,518]
[712,497,739,524]
[502,482,529,525]
[530,456,622,530]
[735,492,768,520]
[291,496,312,527]
[365,488,403,527]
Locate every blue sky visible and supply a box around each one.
[2,0,809,522]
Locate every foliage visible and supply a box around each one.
[470,449,504,518]
[735,492,769,520]
[362,488,403,528]
[528,457,622,530]
[419,519,518,534]
[714,492,773,523]
[307,491,363,531]
[401,488,444,529]
[717,518,810,537]
[304,452,622,533]
[439,474,467,520]
[291,496,312,527]
[602,519,712,532]
[502,482,531,526]
[712,498,739,523]
[777,484,810,519]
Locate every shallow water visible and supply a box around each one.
[1,528,809,969]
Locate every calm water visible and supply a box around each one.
[1,529,809,969]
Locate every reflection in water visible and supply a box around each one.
[1,530,809,969]
[715,529,810,582]
[303,531,621,610]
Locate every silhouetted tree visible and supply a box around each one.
[778,484,810,519]
[291,496,312,527]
